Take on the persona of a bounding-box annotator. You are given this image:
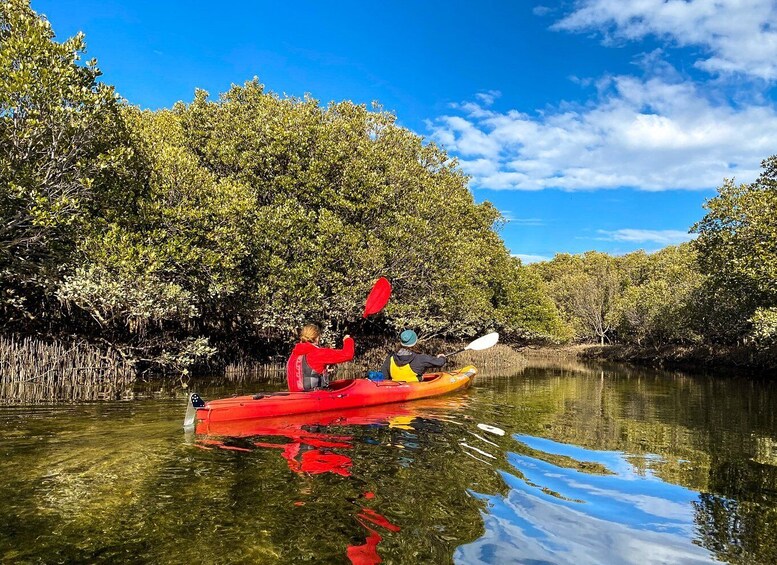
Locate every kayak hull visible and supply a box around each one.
[189,365,477,426]
[195,396,469,437]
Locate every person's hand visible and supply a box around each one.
[344,334,351,341]
[437,353,446,359]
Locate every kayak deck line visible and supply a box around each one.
[183,365,478,429]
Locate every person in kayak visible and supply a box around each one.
[381,329,446,382]
[287,324,354,392]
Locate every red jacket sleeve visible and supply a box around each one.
[306,337,355,373]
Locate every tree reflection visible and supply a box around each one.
[694,493,777,564]
[478,361,777,564]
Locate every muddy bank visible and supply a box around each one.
[521,343,777,375]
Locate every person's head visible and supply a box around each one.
[399,329,418,348]
[299,323,321,344]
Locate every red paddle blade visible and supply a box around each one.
[363,277,392,318]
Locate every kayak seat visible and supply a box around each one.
[327,379,355,391]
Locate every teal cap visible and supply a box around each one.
[400,329,418,347]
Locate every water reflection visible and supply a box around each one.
[457,435,712,563]
[2,363,777,563]
[191,400,468,563]
[349,502,401,565]
[467,363,777,564]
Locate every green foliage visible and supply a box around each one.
[532,246,706,348]
[56,107,257,366]
[692,155,777,343]
[165,81,565,344]
[749,307,777,347]
[6,0,777,375]
[531,252,620,344]
[527,156,777,354]
[0,2,582,372]
[613,245,703,347]
[694,156,777,300]
[491,256,572,342]
[0,0,143,327]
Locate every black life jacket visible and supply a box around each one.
[301,356,328,391]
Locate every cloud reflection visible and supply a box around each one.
[455,435,716,564]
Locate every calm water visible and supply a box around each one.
[2,360,777,564]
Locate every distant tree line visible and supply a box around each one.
[2,1,774,374]
[530,156,777,361]
[0,0,565,373]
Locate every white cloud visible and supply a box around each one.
[596,229,697,245]
[475,90,502,106]
[513,253,552,264]
[428,71,777,191]
[436,115,502,159]
[554,0,777,80]
[511,218,545,226]
[533,5,554,17]
[499,210,545,225]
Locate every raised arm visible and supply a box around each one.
[308,336,355,366]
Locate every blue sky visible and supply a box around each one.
[32,1,777,262]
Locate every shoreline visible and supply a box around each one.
[4,336,774,404]
[520,343,777,375]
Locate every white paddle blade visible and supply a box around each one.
[466,332,499,351]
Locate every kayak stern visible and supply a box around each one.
[183,392,206,429]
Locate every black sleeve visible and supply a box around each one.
[409,353,446,376]
[422,354,446,368]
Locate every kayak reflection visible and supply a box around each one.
[193,401,452,474]
[192,399,465,564]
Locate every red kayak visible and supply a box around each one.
[192,395,470,437]
[184,365,477,427]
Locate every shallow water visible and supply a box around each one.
[2,361,777,564]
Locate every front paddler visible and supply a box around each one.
[286,323,354,391]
